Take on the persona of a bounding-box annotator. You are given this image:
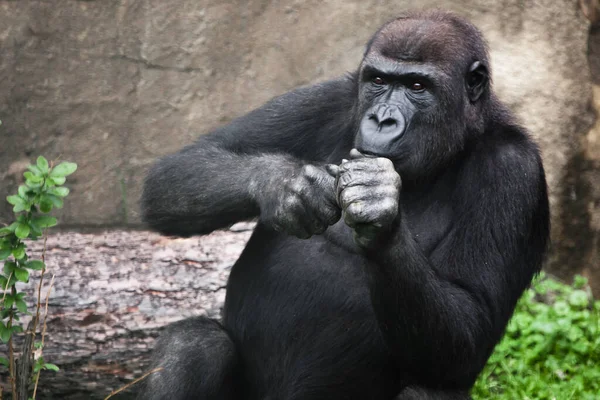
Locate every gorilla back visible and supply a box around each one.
[139,9,549,400]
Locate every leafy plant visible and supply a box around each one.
[0,155,77,399]
[473,273,600,400]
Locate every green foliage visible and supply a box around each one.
[0,155,77,395]
[473,273,600,400]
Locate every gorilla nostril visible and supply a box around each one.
[379,118,396,128]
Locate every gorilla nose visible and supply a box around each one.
[360,104,406,138]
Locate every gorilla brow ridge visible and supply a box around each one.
[364,9,490,76]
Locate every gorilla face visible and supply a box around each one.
[354,19,490,180]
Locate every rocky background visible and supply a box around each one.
[0,0,599,397]
[0,0,599,287]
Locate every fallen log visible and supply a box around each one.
[0,224,254,399]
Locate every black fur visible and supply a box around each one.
[139,10,549,400]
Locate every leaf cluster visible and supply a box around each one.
[0,156,76,376]
[473,274,600,400]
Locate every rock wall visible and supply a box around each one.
[0,0,598,287]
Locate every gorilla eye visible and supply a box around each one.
[372,77,386,85]
[410,82,425,92]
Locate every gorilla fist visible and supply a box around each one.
[254,163,341,239]
[329,149,401,248]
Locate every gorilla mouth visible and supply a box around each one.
[355,149,379,157]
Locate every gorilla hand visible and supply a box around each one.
[328,149,401,248]
[253,163,341,239]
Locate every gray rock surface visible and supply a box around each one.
[0,2,597,282]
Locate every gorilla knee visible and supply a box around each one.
[138,317,239,400]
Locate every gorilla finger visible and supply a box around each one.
[323,205,342,226]
[337,172,378,194]
[345,200,397,227]
[343,202,367,228]
[339,185,398,207]
[354,223,381,239]
[349,148,367,159]
[339,186,368,208]
[352,224,381,248]
[325,164,340,178]
[311,219,329,235]
[288,222,313,239]
[339,158,380,173]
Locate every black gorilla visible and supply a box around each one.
[139,10,549,400]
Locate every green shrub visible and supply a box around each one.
[0,154,77,399]
[473,274,600,400]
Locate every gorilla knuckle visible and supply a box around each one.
[340,187,362,207]
[345,202,365,219]
[301,164,320,180]
[376,157,395,170]
[283,195,302,212]
[379,198,399,218]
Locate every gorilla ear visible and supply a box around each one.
[466,61,489,102]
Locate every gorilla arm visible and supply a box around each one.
[141,80,352,237]
[336,145,549,387]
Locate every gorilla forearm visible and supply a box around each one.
[141,143,301,236]
[366,223,492,384]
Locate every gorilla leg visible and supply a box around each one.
[395,386,472,400]
[138,317,240,400]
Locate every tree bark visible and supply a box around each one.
[0,224,254,400]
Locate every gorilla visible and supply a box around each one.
[139,9,550,400]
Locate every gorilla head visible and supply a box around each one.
[355,11,491,180]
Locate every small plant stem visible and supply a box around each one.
[1,271,13,304]
[31,229,48,341]
[31,274,54,400]
[103,368,163,400]
[7,298,16,397]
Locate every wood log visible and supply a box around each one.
[0,224,254,399]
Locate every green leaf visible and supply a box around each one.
[6,195,24,206]
[36,156,49,174]
[41,194,63,210]
[0,227,12,237]
[29,221,43,237]
[23,172,43,183]
[27,164,43,176]
[49,161,77,178]
[15,299,27,313]
[18,185,30,198]
[0,249,10,260]
[44,363,59,372]
[0,326,11,343]
[14,267,29,282]
[4,261,17,275]
[48,176,66,186]
[568,290,589,308]
[12,203,27,213]
[39,200,53,213]
[48,186,69,197]
[3,296,14,308]
[12,245,25,260]
[33,359,43,373]
[26,260,45,271]
[0,276,8,289]
[14,223,30,239]
[25,181,43,190]
[0,357,9,367]
[32,216,57,228]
